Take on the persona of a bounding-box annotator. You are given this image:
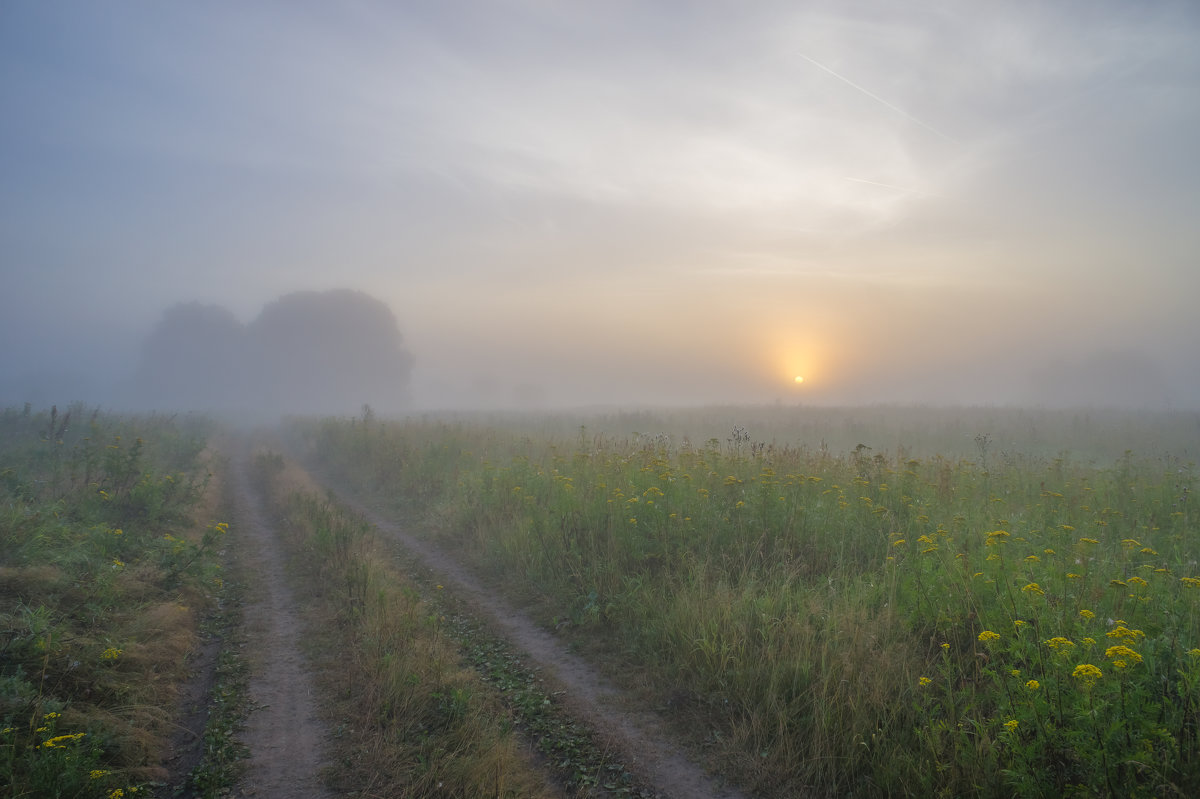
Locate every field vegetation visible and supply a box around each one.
[293,406,1200,797]
[0,404,223,798]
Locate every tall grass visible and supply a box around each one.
[294,408,1200,797]
[1,404,220,798]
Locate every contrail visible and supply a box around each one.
[843,176,916,193]
[798,53,959,145]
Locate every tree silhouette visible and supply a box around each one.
[132,290,414,414]
[246,289,414,414]
[132,301,245,410]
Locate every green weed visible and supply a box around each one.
[1,405,219,798]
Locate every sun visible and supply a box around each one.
[794,376,805,384]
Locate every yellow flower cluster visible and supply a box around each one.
[1106,625,1145,642]
[1044,636,1076,654]
[41,732,87,748]
[1104,644,1143,669]
[1072,663,1103,686]
[978,630,1001,643]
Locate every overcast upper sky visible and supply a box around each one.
[3,0,1198,409]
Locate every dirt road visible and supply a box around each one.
[224,451,747,798]
[229,455,331,799]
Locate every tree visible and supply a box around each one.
[245,289,414,414]
[131,301,245,410]
[131,290,414,415]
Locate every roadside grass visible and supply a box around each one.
[180,579,252,799]
[176,458,252,799]
[293,408,1200,798]
[250,450,562,798]
[0,404,222,799]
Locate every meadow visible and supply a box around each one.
[292,405,1200,797]
[0,404,223,798]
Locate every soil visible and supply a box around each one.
[226,454,332,799]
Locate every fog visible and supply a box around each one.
[3,1,1199,414]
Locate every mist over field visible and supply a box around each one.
[2,1,1199,413]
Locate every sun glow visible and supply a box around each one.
[794,376,805,384]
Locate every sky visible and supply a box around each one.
[2,0,1199,410]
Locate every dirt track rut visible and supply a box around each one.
[230,455,331,799]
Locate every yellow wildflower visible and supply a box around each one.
[1104,645,1143,668]
[41,732,86,748]
[978,630,1001,643]
[1106,626,1145,641]
[1072,663,1103,686]
[1044,637,1076,655]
